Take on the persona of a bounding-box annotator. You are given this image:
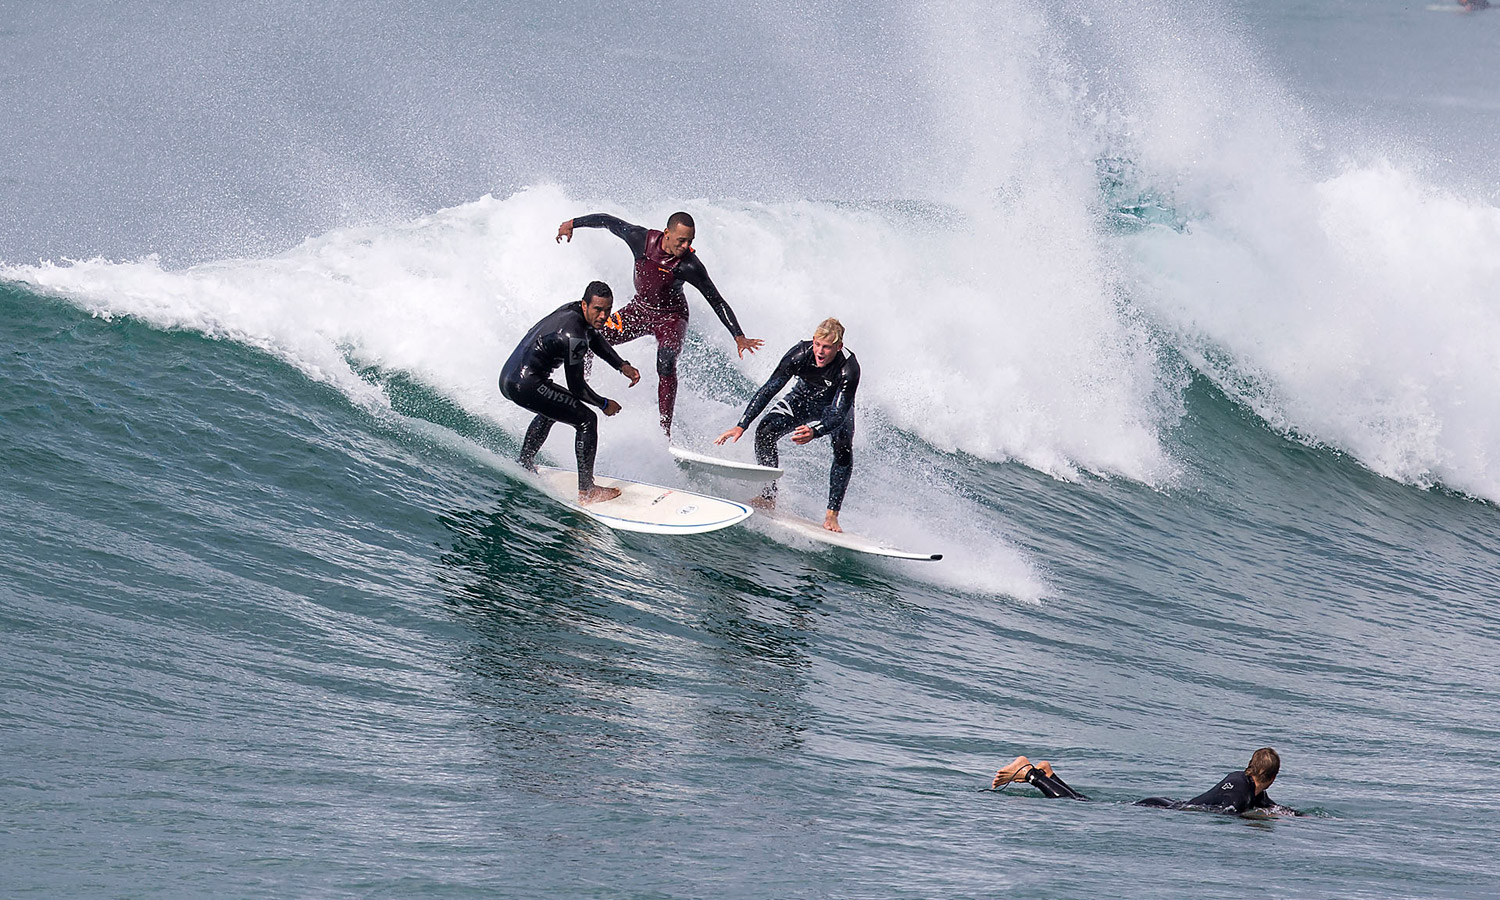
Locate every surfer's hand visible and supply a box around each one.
[735,335,763,358]
[555,220,574,243]
[791,425,816,445]
[715,426,744,445]
[603,399,622,416]
[621,363,641,387]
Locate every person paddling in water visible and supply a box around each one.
[991,747,1300,816]
[556,211,763,436]
[499,281,642,504]
[715,318,859,533]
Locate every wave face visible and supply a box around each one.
[5,1,1500,897]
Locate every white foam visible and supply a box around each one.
[1132,160,1500,498]
[7,186,1095,599]
[8,0,1500,575]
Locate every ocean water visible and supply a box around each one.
[3,1,1500,897]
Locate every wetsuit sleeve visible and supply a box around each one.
[737,344,802,429]
[569,213,649,257]
[563,334,612,411]
[677,253,745,338]
[587,327,628,372]
[810,355,860,437]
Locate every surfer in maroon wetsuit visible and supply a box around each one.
[556,211,763,435]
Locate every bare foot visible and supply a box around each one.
[748,495,775,510]
[991,756,1036,789]
[578,485,621,505]
[823,511,842,533]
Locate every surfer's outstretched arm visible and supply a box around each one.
[558,214,649,256]
[736,344,801,429]
[676,253,763,357]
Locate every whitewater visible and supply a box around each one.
[3,1,1500,897]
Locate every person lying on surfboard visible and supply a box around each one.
[714,317,858,533]
[500,281,642,504]
[556,210,764,436]
[990,747,1301,816]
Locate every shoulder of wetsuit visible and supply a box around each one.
[1190,771,1256,812]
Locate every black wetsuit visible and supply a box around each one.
[499,301,630,491]
[1023,768,1091,801]
[1021,768,1285,815]
[736,340,859,512]
[1135,771,1281,815]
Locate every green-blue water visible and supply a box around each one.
[6,0,1500,895]
[4,272,1498,897]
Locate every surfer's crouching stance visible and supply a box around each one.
[990,747,1301,816]
[715,317,859,532]
[500,281,641,503]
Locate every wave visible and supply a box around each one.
[7,1,1500,504]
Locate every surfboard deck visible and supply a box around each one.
[537,467,752,534]
[669,446,783,483]
[757,509,942,561]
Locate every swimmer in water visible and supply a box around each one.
[990,747,1300,816]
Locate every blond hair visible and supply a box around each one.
[813,317,845,344]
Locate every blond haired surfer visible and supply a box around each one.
[715,318,858,532]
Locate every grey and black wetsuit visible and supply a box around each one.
[499,301,630,491]
[736,340,859,512]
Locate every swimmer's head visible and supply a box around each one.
[1246,747,1280,792]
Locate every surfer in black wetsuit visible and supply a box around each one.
[556,211,763,435]
[713,318,858,533]
[499,281,642,504]
[990,747,1299,816]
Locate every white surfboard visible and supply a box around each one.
[537,467,752,534]
[669,446,783,483]
[758,509,942,561]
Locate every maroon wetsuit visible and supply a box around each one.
[569,213,745,433]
